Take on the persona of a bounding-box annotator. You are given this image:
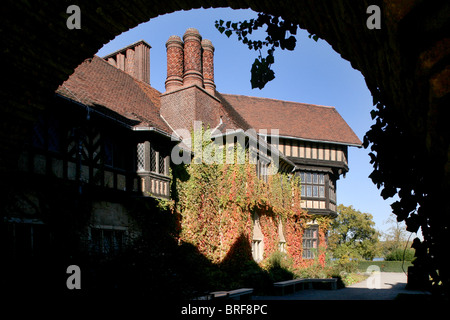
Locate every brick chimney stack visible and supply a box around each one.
[164,29,216,96]
[165,35,184,92]
[161,29,222,133]
[103,40,151,84]
[182,28,203,87]
[201,39,215,95]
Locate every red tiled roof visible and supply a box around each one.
[219,94,362,146]
[56,56,171,133]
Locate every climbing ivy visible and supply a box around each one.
[165,131,331,271]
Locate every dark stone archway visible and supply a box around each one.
[1,0,449,294]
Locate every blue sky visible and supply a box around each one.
[97,8,404,235]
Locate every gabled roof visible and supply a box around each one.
[56,55,171,133]
[219,94,362,147]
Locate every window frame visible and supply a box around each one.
[302,225,319,259]
[299,171,325,199]
[90,225,127,256]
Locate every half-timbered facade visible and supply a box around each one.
[2,28,361,277]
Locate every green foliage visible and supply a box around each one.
[264,251,295,282]
[358,260,413,273]
[296,260,330,279]
[328,204,381,261]
[385,248,415,261]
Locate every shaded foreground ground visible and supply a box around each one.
[253,272,430,300]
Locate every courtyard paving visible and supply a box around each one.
[253,272,430,300]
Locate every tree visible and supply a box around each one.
[381,217,415,261]
[328,204,380,261]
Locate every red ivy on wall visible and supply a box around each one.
[170,140,332,271]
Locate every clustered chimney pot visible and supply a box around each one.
[182,28,203,87]
[165,35,184,91]
[103,40,151,84]
[201,39,215,95]
[165,28,216,95]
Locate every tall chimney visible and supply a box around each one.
[165,35,184,92]
[103,40,151,84]
[201,39,215,95]
[182,28,203,87]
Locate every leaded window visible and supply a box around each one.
[302,226,318,259]
[150,145,157,172]
[137,143,145,172]
[91,227,126,256]
[159,152,165,175]
[300,171,325,198]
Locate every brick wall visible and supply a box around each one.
[161,85,222,133]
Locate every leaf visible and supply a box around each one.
[225,30,232,38]
[380,185,397,199]
[266,51,275,64]
[226,21,231,28]
[284,35,296,51]
[250,57,275,89]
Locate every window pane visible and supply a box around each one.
[137,143,145,171]
[306,172,312,183]
[301,186,305,197]
[159,153,165,175]
[150,146,156,172]
[313,173,318,184]
[313,186,318,197]
[32,116,46,149]
[300,172,305,182]
[319,174,324,185]
[307,186,312,197]
[319,186,325,198]
[48,123,61,152]
[91,228,102,253]
[305,229,310,238]
[104,139,113,167]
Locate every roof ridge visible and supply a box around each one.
[221,93,336,109]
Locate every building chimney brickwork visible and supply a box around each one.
[164,28,215,94]
[182,28,204,87]
[201,39,215,95]
[104,40,151,84]
[161,28,220,132]
[165,35,184,91]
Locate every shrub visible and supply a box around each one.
[264,252,295,282]
[385,248,415,261]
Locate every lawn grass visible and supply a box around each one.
[357,260,412,273]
